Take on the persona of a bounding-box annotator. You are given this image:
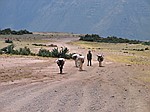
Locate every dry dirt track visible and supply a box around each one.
[0,37,150,112]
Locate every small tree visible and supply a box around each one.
[51,47,60,57]
[59,47,69,58]
[19,47,31,55]
[38,48,51,57]
[6,44,15,54]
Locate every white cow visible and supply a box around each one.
[72,53,80,67]
[77,55,85,71]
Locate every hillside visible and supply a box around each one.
[0,0,150,40]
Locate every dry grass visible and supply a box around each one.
[138,77,150,83]
[0,73,33,82]
[107,54,150,65]
[137,70,150,83]
[41,38,150,84]
[71,41,150,65]
[0,34,55,53]
[70,41,127,51]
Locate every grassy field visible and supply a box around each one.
[1,34,150,65]
[0,34,55,53]
[136,69,150,83]
[70,41,150,65]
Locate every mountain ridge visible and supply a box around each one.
[0,0,150,40]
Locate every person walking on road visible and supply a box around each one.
[87,50,92,66]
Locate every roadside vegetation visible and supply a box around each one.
[77,34,150,65]
[70,40,150,65]
[0,28,32,35]
[38,47,72,59]
[0,32,150,63]
[0,44,73,59]
[80,34,150,45]
[0,33,150,84]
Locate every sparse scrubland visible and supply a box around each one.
[0,28,32,35]
[70,40,150,65]
[0,33,150,81]
[80,34,150,45]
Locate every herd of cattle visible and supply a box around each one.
[56,51,104,74]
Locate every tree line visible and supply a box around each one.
[79,34,150,45]
[0,28,32,35]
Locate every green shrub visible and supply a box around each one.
[38,48,51,57]
[0,28,32,35]
[12,49,19,55]
[0,50,2,54]
[1,44,72,59]
[80,34,142,44]
[0,44,15,54]
[37,47,72,59]
[65,53,73,59]
[145,47,149,50]
[32,43,46,46]
[139,49,144,51]
[1,44,32,55]
[5,39,13,43]
[59,47,69,58]
[50,47,71,58]
[142,41,150,46]
[31,53,36,56]
[51,47,60,57]
[5,44,15,54]
[19,47,31,55]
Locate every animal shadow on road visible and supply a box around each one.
[57,73,67,75]
[79,70,87,72]
[99,66,105,67]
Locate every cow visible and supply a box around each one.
[77,55,85,71]
[56,58,65,74]
[97,54,104,67]
[72,53,80,67]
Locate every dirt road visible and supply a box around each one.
[0,36,150,112]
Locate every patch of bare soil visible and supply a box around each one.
[0,36,150,112]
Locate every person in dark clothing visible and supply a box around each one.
[87,51,92,66]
